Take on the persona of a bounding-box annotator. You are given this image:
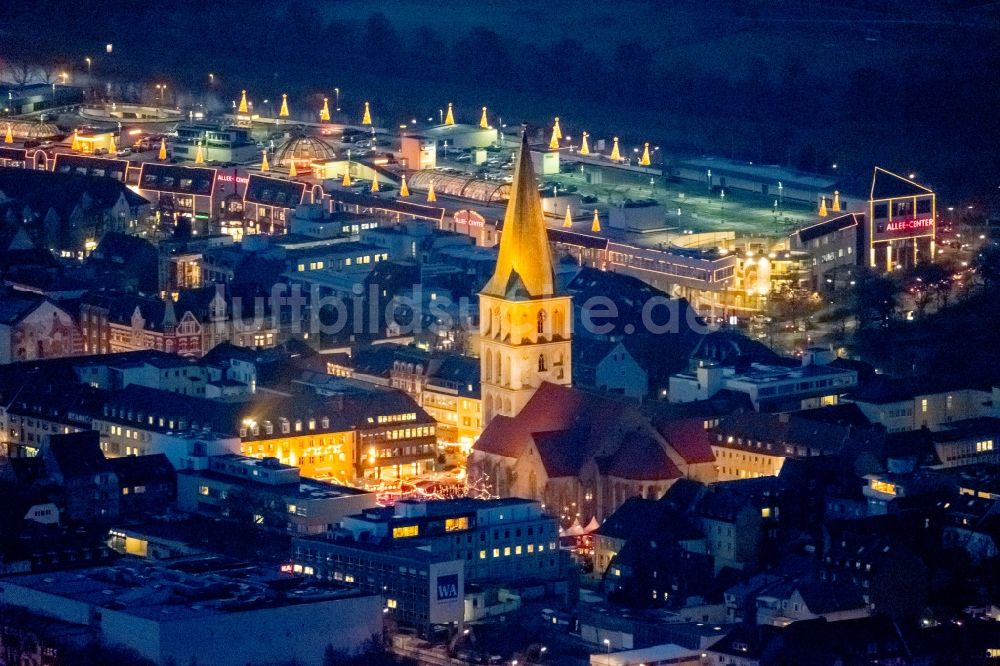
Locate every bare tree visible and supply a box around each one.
[2,60,35,89]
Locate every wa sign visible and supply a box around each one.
[436,574,459,601]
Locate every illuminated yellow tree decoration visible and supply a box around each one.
[279,93,289,118]
[108,135,117,155]
[818,196,828,217]
[549,126,559,150]
[158,138,167,161]
[399,174,410,197]
[288,159,298,178]
[832,190,841,212]
[553,117,562,140]
[563,207,573,228]
[591,209,601,233]
[427,179,437,202]
[238,90,249,114]
[610,137,621,161]
[194,142,204,164]
[371,176,380,193]
[640,142,651,166]
[445,102,455,125]
[341,167,351,187]
[362,101,372,126]
[579,131,590,155]
[480,107,489,129]
[319,97,331,122]
[4,125,12,144]
[71,130,81,151]
[260,150,269,172]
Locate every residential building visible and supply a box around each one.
[0,292,82,363]
[753,579,869,627]
[709,409,884,481]
[573,338,648,400]
[0,168,149,254]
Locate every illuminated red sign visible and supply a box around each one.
[216,173,249,185]
[885,217,933,233]
[454,209,485,229]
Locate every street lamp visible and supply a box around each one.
[603,638,611,654]
[208,73,214,84]
[156,84,166,104]
[84,57,91,75]
[334,87,340,111]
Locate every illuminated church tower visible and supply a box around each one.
[480,132,572,427]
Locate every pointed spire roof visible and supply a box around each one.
[445,102,455,126]
[553,117,562,140]
[319,97,331,122]
[399,174,410,197]
[480,107,489,129]
[362,102,372,126]
[371,175,380,193]
[261,150,269,172]
[832,190,841,212]
[639,142,651,166]
[579,132,590,155]
[563,207,573,228]
[238,90,249,114]
[549,126,559,150]
[279,93,289,118]
[4,124,12,144]
[870,167,933,200]
[818,196,828,217]
[158,138,167,161]
[610,137,621,161]
[481,132,555,299]
[194,142,204,164]
[426,179,437,202]
[592,209,601,233]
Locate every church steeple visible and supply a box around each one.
[479,131,572,428]
[482,131,556,300]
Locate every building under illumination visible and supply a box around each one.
[791,168,936,281]
[291,497,562,633]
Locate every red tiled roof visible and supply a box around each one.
[657,418,716,464]
[474,383,691,485]
[474,383,600,459]
[532,429,589,478]
[605,434,682,481]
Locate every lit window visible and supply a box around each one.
[504,547,511,556]
[479,550,487,559]
[493,548,500,558]
[198,485,210,496]
[761,507,771,518]
[387,598,397,609]
[445,517,469,532]
[392,525,419,538]
[515,545,522,555]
